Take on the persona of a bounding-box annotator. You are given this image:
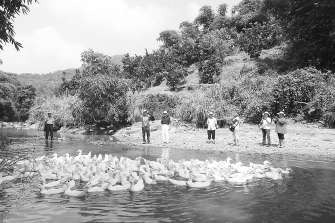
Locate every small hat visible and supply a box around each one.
[277,111,285,116]
[163,111,167,114]
[143,109,147,113]
[263,111,270,115]
[209,111,214,115]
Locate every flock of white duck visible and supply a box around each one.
[0,150,291,197]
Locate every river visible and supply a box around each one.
[1,127,335,223]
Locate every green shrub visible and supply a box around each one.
[29,95,82,128]
[142,93,181,119]
[77,74,130,127]
[198,58,221,84]
[174,85,240,126]
[165,67,187,90]
[238,73,278,123]
[272,67,333,118]
[323,105,335,128]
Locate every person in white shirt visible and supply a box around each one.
[161,111,171,144]
[206,112,217,144]
[44,112,54,140]
[259,111,272,146]
[230,115,241,146]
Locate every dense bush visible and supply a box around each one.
[272,67,332,117]
[0,72,36,122]
[142,94,181,119]
[237,20,283,58]
[174,85,240,126]
[72,50,130,128]
[77,74,129,127]
[198,58,221,84]
[29,95,82,128]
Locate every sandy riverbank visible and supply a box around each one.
[114,120,335,158]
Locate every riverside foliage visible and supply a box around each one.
[6,0,335,128]
[0,72,36,122]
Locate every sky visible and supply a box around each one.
[0,0,240,74]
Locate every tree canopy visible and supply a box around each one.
[0,0,38,50]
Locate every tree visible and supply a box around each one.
[218,4,228,17]
[272,67,330,117]
[237,20,283,58]
[0,72,36,121]
[231,0,268,31]
[179,21,199,39]
[80,49,121,77]
[194,6,215,30]
[0,0,38,50]
[78,74,129,127]
[75,50,130,127]
[164,65,187,91]
[263,0,335,71]
[158,30,181,48]
[14,85,36,121]
[198,57,221,84]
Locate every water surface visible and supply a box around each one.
[1,128,335,223]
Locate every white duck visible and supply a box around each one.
[40,184,65,195]
[168,178,187,186]
[42,177,66,188]
[186,180,211,188]
[64,180,85,197]
[142,173,156,185]
[87,182,109,193]
[129,177,144,192]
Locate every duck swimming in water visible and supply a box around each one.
[168,178,187,186]
[129,177,144,192]
[10,150,291,194]
[64,180,85,197]
[40,184,65,195]
[186,180,211,188]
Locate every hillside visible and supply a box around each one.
[14,68,77,97]
[1,54,125,97]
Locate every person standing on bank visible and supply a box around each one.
[161,111,171,144]
[44,112,54,140]
[259,111,272,146]
[274,111,288,148]
[142,110,151,144]
[206,112,218,144]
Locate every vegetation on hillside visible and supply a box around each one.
[0,72,36,122]
[2,0,335,129]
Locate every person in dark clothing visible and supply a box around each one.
[141,110,151,144]
[44,112,54,140]
[161,111,171,143]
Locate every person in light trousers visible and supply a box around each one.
[161,111,171,143]
[259,111,272,146]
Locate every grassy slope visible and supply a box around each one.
[139,45,286,99]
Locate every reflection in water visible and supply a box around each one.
[45,140,53,149]
[161,147,170,160]
[1,128,335,223]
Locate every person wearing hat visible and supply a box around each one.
[161,110,171,144]
[206,112,218,144]
[259,111,272,146]
[274,111,288,148]
[141,110,151,144]
[44,112,54,140]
